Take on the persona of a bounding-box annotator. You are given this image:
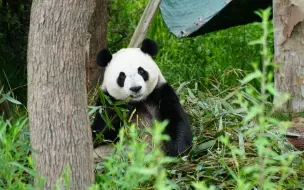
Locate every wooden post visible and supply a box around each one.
[128,0,162,48]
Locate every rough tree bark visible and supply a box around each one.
[86,0,107,91]
[27,0,98,189]
[273,0,304,112]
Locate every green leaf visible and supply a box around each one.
[240,70,262,85]
[9,162,37,177]
[2,93,22,105]
[88,106,101,116]
[195,140,216,152]
[187,88,196,99]
[244,105,262,123]
[248,38,262,45]
[266,83,279,96]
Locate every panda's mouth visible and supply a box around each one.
[130,94,144,100]
[131,94,142,98]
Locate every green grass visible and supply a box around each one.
[0,116,34,189]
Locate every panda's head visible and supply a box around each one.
[96,39,166,102]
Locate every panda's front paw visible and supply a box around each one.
[118,103,134,111]
[166,140,192,157]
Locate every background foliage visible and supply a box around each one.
[0,0,31,104]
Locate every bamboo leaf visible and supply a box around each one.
[2,93,22,105]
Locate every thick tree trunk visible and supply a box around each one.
[86,0,107,91]
[27,1,96,189]
[273,0,304,112]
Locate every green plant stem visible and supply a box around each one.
[258,11,270,190]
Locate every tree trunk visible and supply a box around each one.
[273,0,304,112]
[27,1,96,189]
[86,0,107,91]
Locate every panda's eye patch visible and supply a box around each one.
[138,67,149,81]
[117,72,126,87]
[119,72,126,79]
[138,68,145,75]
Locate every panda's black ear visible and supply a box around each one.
[96,48,112,67]
[140,39,158,57]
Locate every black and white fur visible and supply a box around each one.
[92,39,192,158]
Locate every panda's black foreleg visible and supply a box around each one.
[157,83,193,156]
[92,94,124,148]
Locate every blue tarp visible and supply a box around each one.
[160,0,272,38]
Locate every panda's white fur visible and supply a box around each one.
[101,48,166,102]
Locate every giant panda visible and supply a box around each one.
[92,39,192,159]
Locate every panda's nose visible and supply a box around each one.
[130,86,142,93]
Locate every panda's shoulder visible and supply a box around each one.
[147,82,177,102]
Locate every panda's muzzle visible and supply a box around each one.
[129,86,142,93]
